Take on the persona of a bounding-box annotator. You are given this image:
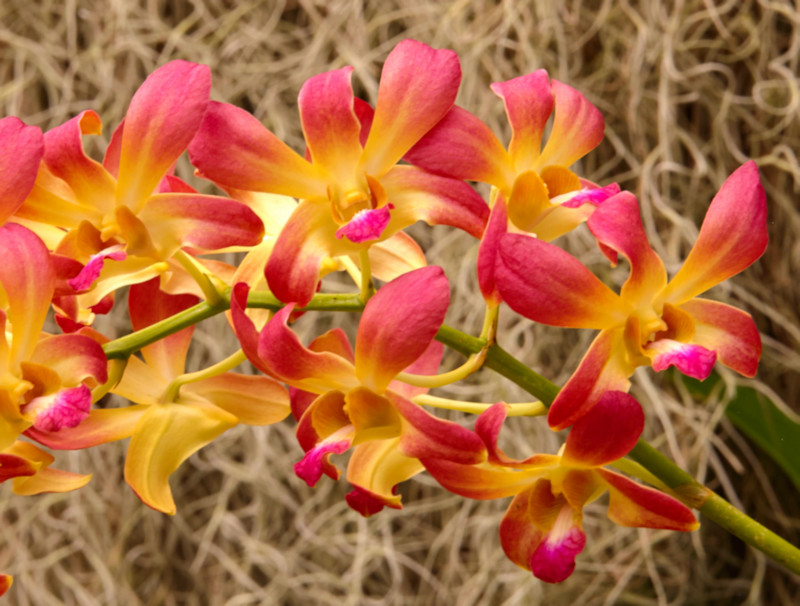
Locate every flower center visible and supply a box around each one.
[329,174,388,224]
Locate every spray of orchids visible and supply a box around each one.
[0,40,794,595]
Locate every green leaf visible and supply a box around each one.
[725,386,800,492]
[671,369,800,492]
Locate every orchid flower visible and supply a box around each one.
[224,189,427,302]
[231,266,486,515]
[0,223,107,494]
[14,60,264,327]
[189,39,488,306]
[496,162,766,430]
[28,278,291,514]
[405,69,614,304]
[422,394,698,583]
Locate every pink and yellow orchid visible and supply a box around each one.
[0,223,107,493]
[29,278,291,514]
[231,266,486,515]
[189,39,488,306]
[496,162,766,430]
[407,69,607,233]
[422,394,698,583]
[406,69,614,304]
[14,60,264,327]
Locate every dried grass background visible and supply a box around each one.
[2,0,800,604]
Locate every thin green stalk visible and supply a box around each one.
[413,394,545,416]
[359,248,374,303]
[161,349,247,403]
[101,289,363,359]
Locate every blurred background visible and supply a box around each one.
[1,1,799,604]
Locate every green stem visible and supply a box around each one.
[162,349,247,403]
[397,304,498,388]
[99,292,800,575]
[413,394,545,416]
[101,289,363,359]
[359,249,374,303]
[174,249,223,305]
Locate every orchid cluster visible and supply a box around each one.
[0,39,774,594]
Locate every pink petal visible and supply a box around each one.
[129,278,198,376]
[345,485,396,517]
[477,195,509,305]
[496,234,624,329]
[381,165,489,238]
[537,80,604,169]
[353,98,374,147]
[0,575,10,597]
[597,468,699,531]
[0,224,55,365]
[659,162,768,305]
[138,192,264,254]
[530,514,586,583]
[561,391,644,467]
[25,406,146,450]
[587,192,667,307]
[102,119,124,177]
[0,117,43,223]
[475,402,528,466]
[490,70,554,171]
[290,387,317,421]
[298,67,363,181]
[28,333,108,386]
[345,437,425,514]
[391,392,486,465]
[295,438,352,487]
[265,199,340,306]
[256,305,359,394]
[498,485,546,570]
[116,61,211,210]
[42,110,117,216]
[562,183,621,208]
[680,298,761,377]
[0,452,36,482]
[24,385,91,432]
[547,329,634,431]
[295,390,350,449]
[67,248,126,291]
[646,339,717,380]
[189,101,326,198]
[404,106,513,188]
[335,204,394,243]
[361,40,461,176]
[355,266,449,393]
[230,283,264,373]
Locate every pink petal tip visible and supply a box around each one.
[335,204,394,243]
